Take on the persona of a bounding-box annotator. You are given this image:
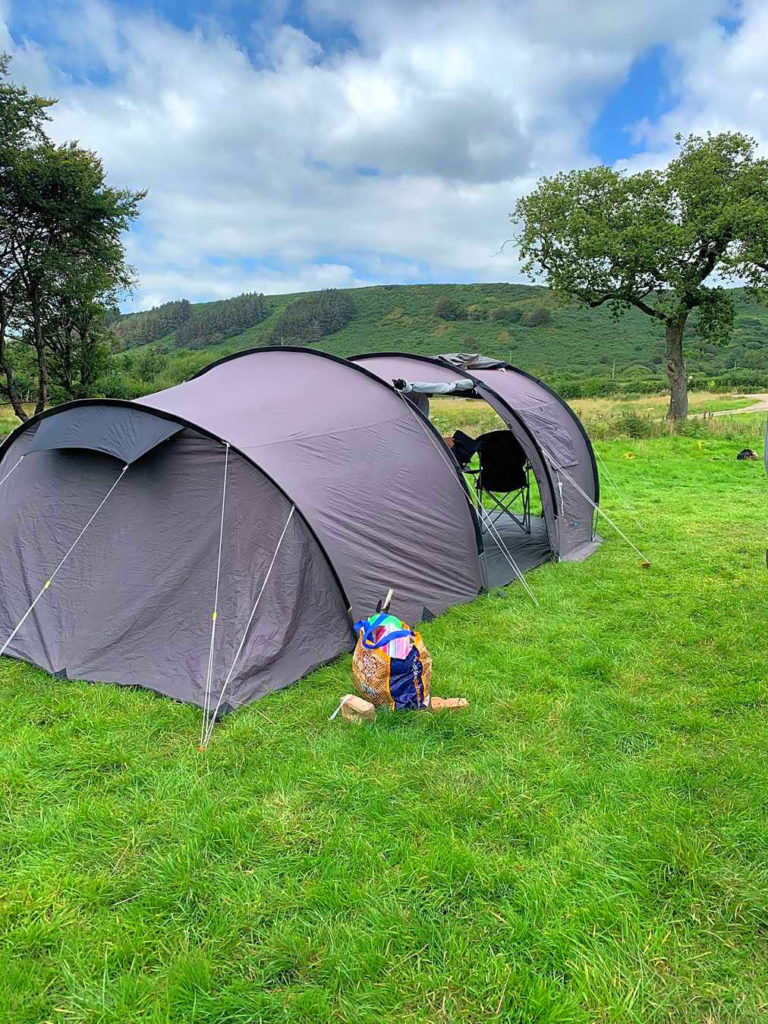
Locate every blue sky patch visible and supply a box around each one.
[590,46,675,163]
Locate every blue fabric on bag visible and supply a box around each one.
[388,645,426,710]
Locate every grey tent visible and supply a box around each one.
[0,347,599,714]
[352,351,601,580]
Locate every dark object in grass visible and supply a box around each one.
[737,448,759,460]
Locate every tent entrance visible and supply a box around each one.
[479,513,551,589]
[410,388,554,589]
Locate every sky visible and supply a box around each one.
[1,0,766,310]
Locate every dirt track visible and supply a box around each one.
[705,393,768,418]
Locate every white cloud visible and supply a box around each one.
[631,2,768,150]
[0,0,751,308]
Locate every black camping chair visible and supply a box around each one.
[472,429,531,532]
[450,429,479,469]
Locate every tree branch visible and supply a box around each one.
[626,296,669,322]
[582,290,669,322]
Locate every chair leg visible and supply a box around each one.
[482,478,532,533]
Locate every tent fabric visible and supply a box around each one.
[480,515,551,588]
[0,345,599,713]
[350,352,600,563]
[469,365,598,560]
[440,352,507,370]
[138,348,482,624]
[351,353,561,553]
[26,403,183,464]
[0,426,353,709]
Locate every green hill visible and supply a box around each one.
[108,283,768,399]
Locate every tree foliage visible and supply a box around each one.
[112,300,192,348]
[0,55,144,414]
[112,292,269,350]
[175,292,268,349]
[515,132,768,420]
[271,289,355,345]
[434,296,465,320]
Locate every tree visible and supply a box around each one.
[174,292,268,349]
[514,133,768,421]
[0,53,54,418]
[0,55,144,417]
[270,289,355,345]
[434,296,465,321]
[45,261,120,401]
[7,142,143,414]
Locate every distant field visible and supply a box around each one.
[428,392,762,441]
[1,394,763,447]
[570,393,757,418]
[0,405,33,438]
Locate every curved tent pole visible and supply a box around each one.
[393,389,539,606]
[200,442,230,748]
[201,505,296,748]
[486,360,600,506]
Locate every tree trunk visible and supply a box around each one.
[62,327,74,401]
[0,337,28,422]
[31,285,47,415]
[665,316,688,424]
[0,299,28,422]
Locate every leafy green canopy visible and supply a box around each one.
[515,133,768,420]
[0,55,144,412]
[271,289,355,345]
[515,133,768,335]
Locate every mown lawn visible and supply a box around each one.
[1,426,768,1022]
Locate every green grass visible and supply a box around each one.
[2,420,768,1021]
[0,404,33,437]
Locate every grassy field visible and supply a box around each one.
[0,404,33,438]
[1,409,768,1021]
[569,394,758,417]
[428,393,762,442]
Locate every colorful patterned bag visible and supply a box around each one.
[352,612,432,711]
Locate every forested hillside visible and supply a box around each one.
[106,283,768,401]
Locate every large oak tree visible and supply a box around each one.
[514,133,768,421]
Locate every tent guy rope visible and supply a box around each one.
[0,464,129,659]
[462,472,539,605]
[202,504,296,748]
[593,447,643,528]
[541,448,651,565]
[200,442,230,749]
[0,454,25,490]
